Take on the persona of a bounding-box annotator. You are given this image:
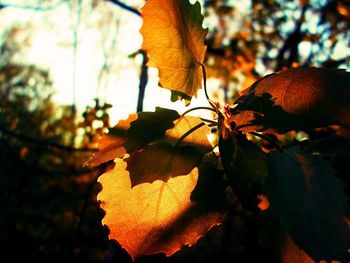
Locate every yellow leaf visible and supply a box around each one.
[140,0,208,99]
[98,158,223,260]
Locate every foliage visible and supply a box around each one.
[89,0,350,262]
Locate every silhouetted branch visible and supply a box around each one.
[136,50,148,112]
[275,4,308,71]
[0,125,97,152]
[106,0,141,16]
[0,1,66,11]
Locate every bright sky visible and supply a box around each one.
[0,0,214,125]
[1,0,349,126]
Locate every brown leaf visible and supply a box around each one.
[233,67,350,133]
[98,158,223,260]
[125,107,180,152]
[84,114,137,167]
[85,107,180,167]
[166,115,212,152]
[126,115,212,186]
[126,142,202,186]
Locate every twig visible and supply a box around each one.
[0,125,97,152]
[106,0,141,16]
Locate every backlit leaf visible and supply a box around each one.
[232,67,350,133]
[98,158,223,260]
[266,147,349,262]
[140,0,208,100]
[84,114,137,167]
[166,115,212,152]
[84,107,179,167]
[126,115,212,186]
[125,107,180,152]
[126,142,202,186]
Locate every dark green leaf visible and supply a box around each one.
[266,147,349,262]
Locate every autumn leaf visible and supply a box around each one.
[165,115,212,151]
[125,107,180,152]
[140,0,208,100]
[232,67,350,133]
[126,142,203,186]
[125,115,212,186]
[84,114,137,167]
[84,107,179,167]
[98,158,223,260]
[265,147,349,262]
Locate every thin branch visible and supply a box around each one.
[137,50,149,112]
[0,125,97,152]
[201,64,210,101]
[249,131,283,152]
[200,118,217,125]
[0,1,66,11]
[181,106,217,117]
[106,0,141,16]
[275,4,308,71]
[201,64,218,110]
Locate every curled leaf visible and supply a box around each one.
[98,158,223,260]
[140,0,208,100]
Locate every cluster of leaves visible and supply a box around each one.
[88,0,350,262]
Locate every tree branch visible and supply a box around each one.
[275,4,308,71]
[106,0,141,16]
[0,125,97,152]
[0,1,66,11]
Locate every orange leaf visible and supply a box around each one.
[140,0,208,100]
[84,114,137,167]
[126,142,203,186]
[122,115,213,186]
[98,158,223,260]
[166,115,212,151]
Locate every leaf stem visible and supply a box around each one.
[175,122,205,147]
[200,118,217,125]
[181,106,217,117]
[249,131,283,152]
[201,64,217,110]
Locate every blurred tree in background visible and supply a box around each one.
[0,0,349,262]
